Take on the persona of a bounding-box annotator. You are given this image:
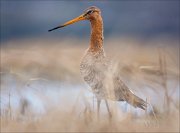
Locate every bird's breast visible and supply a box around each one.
[80,49,107,89]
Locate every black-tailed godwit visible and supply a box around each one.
[49,6,147,118]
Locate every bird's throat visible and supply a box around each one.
[89,16,104,53]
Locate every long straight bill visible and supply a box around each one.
[48,14,85,32]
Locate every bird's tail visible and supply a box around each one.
[127,93,147,110]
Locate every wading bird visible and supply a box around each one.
[49,6,147,118]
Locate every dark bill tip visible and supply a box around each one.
[48,25,65,32]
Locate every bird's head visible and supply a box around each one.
[48,6,101,32]
[83,6,101,20]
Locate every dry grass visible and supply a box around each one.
[0,37,179,132]
[1,111,179,132]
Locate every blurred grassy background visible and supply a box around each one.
[1,37,179,132]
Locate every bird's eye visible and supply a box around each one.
[87,10,93,14]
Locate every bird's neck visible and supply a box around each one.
[89,16,104,53]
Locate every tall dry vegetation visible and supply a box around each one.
[0,37,179,132]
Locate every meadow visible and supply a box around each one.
[0,37,179,132]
